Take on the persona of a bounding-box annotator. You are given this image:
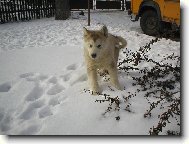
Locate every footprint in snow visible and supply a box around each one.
[19,124,41,135]
[38,106,52,119]
[48,96,61,106]
[0,71,76,133]
[25,84,44,101]
[63,63,87,86]
[0,82,11,92]
[30,100,45,109]
[0,114,13,132]
[25,73,48,82]
[48,76,58,84]
[61,73,71,82]
[66,63,78,71]
[19,100,45,120]
[47,83,65,95]
[20,72,35,78]
[19,106,37,120]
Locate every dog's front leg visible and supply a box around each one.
[87,67,100,95]
[107,63,121,90]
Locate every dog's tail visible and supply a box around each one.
[115,36,127,49]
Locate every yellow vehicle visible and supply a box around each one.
[128,0,180,36]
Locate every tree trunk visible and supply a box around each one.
[55,0,70,20]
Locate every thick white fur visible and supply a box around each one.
[83,25,127,95]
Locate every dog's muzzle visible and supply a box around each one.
[91,53,97,59]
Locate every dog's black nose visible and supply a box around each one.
[91,53,97,58]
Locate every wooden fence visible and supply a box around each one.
[0,0,55,24]
[0,0,127,24]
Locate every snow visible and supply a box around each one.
[0,11,180,135]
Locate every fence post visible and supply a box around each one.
[55,0,70,20]
[122,0,125,11]
[88,0,90,26]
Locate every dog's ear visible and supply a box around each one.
[100,25,108,37]
[83,27,89,36]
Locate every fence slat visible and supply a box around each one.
[21,0,24,20]
[0,1,5,23]
[10,0,14,21]
[31,0,34,19]
[41,0,44,18]
[4,0,8,22]
[46,0,49,18]
[27,0,31,20]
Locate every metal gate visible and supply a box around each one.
[96,0,124,10]
[69,0,124,10]
[69,0,93,10]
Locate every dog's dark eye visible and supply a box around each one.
[89,44,92,48]
[97,45,101,48]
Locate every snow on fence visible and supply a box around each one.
[0,0,55,24]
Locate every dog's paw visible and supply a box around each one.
[113,84,122,91]
[91,91,100,95]
[90,87,101,95]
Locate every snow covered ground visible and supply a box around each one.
[0,11,180,135]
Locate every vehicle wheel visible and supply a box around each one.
[140,10,160,36]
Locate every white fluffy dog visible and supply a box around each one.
[83,25,127,95]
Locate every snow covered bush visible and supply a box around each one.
[91,38,180,135]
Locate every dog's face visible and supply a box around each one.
[83,26,108,61]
